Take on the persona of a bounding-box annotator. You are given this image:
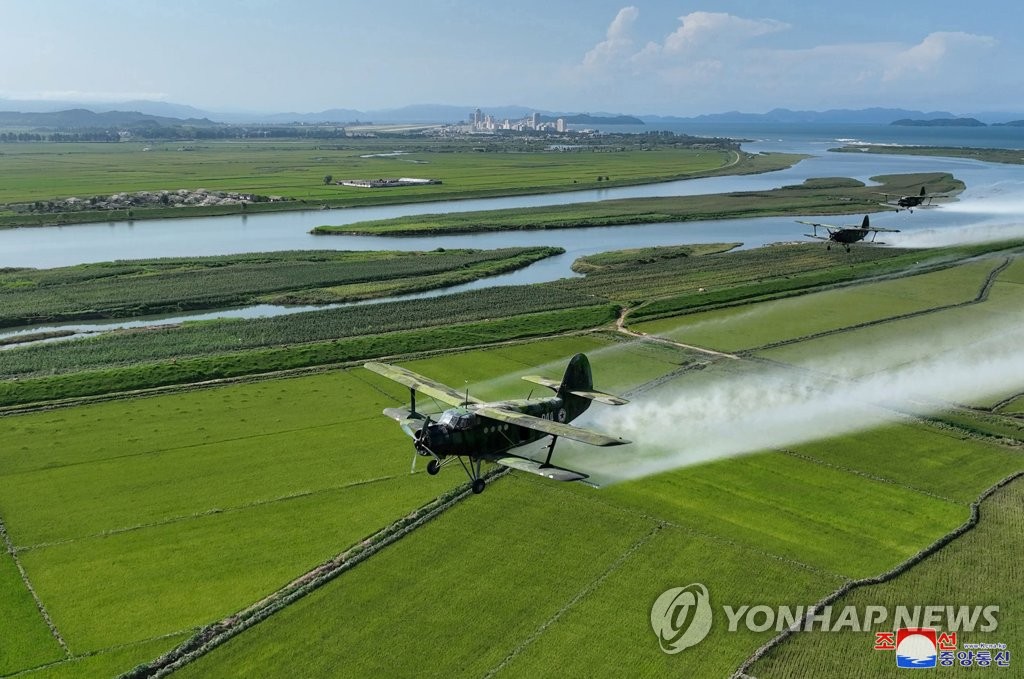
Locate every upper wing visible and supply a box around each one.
[796,219,839,229]
[364,362,481,407]
[473,405,630,447]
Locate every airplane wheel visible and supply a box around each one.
[471,478,486,494]
[826,244,831,251]
[426,459,441,476]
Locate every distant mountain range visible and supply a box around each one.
[1,98,1023,127]
[0,99,644,126]
[0,108,220,129]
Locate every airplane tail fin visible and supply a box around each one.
[920,186,927,196]
[522,353,629,421]
[861,215,870,229]
[557,353,628,422]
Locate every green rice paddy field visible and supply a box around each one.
[0,141,778,224]
[2,249,1022,678]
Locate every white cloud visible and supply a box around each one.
[883,31,997,81]
[662,11,788,54]
[581,6,639,71]
[571,8,1001,113]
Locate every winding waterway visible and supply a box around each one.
[4,127,1024,345]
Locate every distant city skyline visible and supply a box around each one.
[2,1,1022,116]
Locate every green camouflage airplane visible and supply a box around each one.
[364,353,630,494]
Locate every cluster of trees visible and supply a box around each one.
[0,131,119,142]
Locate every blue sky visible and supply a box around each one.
[2,0,1022,115]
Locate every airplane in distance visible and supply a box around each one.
[796,215,901,252]
[878,186,949,213]
[365,353,629,494]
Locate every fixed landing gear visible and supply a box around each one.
[458,456,487,494]
[418,450,487,493]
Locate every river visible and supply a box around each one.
[3,124,1024,345]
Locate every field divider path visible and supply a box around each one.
[616,305,740,360]
[121,467,510,679]
[481,521,665,678]
[731,470,1024,679]
[0,513,70,658]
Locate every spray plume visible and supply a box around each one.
[579,311,1024,483]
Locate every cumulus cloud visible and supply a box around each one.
[581,6,639,70]
[662,11,788,54]
[571,7,1000,111]
[883,31,997,81]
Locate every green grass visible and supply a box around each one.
[0,304,618,407]
[0,285,609,379]
[601,451,968,579]
[20,476,459,653]
[313,172,958,235]
[751,477,1023,678]
[0,335,633,675]
[3,233,1024,678]
[170,473,838,679]
[833,144,1024,166]
[633,257,999,352]
[14,634,187,679]
[621,242,1021,320]
[0,550,63,674]
[0,247,563,326]
[0,140,778,226]
[789,423,1024,504]
[500,502,843,678]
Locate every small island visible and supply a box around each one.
[890,117,987,127]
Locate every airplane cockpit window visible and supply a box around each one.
[438,410,476,430]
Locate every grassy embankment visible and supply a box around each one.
[833,144,1024,165]
[313,172,963,235]
[0,247,563,327]
[0,139,799,227]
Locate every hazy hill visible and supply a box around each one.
[641,107,958,124]
[0,109,220,128]
[891,117,987,127]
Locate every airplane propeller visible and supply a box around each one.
[411,414,433,473]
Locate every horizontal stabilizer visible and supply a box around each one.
[493,455,589,482]
[521,374,561,390]
[568,389,629,406]
[522,376,629,404]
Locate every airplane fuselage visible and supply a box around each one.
[416,397,570,459]
[829,228,869,244]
